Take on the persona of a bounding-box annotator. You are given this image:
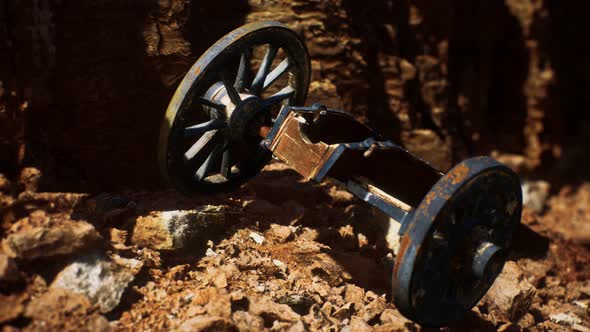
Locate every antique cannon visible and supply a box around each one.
[157,21,522,327]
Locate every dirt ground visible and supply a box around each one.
[0,160,589,332]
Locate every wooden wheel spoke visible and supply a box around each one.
[184,118,227,137]
[184,129,222,161]
[222,71,242,105]
[260,85,294,109]
[251,44,278,95]
[220,144,232,179]
[195,96,226,110]
[235,50,251,92]
[263,58,290,91]
[195,143,224,181]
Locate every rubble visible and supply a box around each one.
[1,157,589,331]
[51,254,142,313]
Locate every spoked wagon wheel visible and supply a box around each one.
[392,157,522,327]
[158,21,311,194]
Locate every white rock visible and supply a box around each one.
[550,312,582,326]
[205,248,218,257]
[51,254,141,313]
[522,180,550,213]
[249,232,265,245]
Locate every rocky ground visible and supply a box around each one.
[0,162,589,332]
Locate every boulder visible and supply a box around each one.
[51,254,142,313]
[130,206,226,250]
[2,220,101,259]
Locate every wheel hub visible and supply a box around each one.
[204,82,271,143]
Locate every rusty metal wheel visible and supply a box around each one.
[392,157,522,327]
[158,21,310,195]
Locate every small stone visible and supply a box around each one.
[483,261,536,322]
[321,302,334,317]
[108,228,128,249]
[338,225,358,250]
[205,248,217,257]
[574,300,590,309]
[206,292,232,318]
[517,312,536,329]
[249,232,265,245]
[333,303,354,320]
[360,297,387,322]
[522,180,550,213]
[2,220,101,260]
[272,259,285,268]
[379,308,409,325]
[249,297,301,323]
[344,284,365,311]
[24,288,110,332]
[350,316,372,331]
[275,294,314,316]
[357,233,369,249]
[550,312,582,326]
[233,310,265,331]
[25,288,92,320]
[364,291,379,303]
[309,255,344,286]
[179,315,237,332]
[167,264,190,280]
[51,254,140,313]
[266,224,294,243]
[18,167,41,192]
[213,273,228,288]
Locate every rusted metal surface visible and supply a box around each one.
[268,111,338,179]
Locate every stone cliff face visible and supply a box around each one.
[0,0,588,191]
